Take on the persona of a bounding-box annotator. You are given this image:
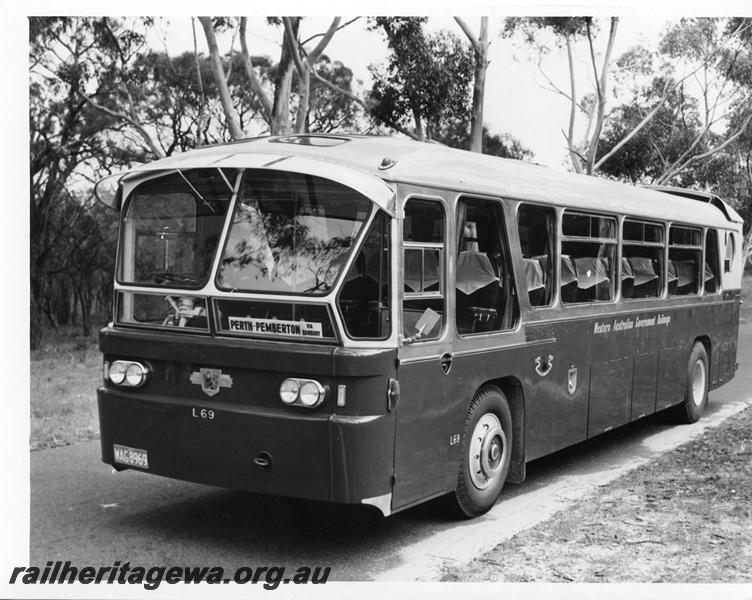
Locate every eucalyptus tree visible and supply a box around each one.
[455,17,490,153]
[503,17,619,174]
[367,17,474,142]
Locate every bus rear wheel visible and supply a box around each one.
[453,386,512,518]
[674,341,709,424]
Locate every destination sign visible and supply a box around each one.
[228,316,323,338]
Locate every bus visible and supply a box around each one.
[95,134,744,518]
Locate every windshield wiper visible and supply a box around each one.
[178,169,216,214]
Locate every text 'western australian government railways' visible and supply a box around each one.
[593,313,672,335]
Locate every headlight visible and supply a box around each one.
[279,379,300,404]
[125,362,146,387]
[107,360,149,388]
[279,378,326,408]
[108,361,126,385]
[299,381,325,407]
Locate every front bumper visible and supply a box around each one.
[98,387,395,506]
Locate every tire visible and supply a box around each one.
[673,341,709,424]
[453,386,513,518]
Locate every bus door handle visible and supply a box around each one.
[440,353,453,376]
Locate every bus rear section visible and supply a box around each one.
[98,163,399,514]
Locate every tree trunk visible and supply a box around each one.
[295,69,310,133]
[271,18,300,135]
[198,17,244,140]
[469,18,488,153]
[412,108,424,141]
[585,17,619,174]
[455,17,489,153]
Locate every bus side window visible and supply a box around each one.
[622,219,664,300]
[338,211,391,339]
[724,231,736,273]
[561,212,617,304]
[704,229,721,294]
[517,204,556,307]
[668,226,702,296]
[456,198,519,334]
[402,200,445,341]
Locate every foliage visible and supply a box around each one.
[503,16,619,174]
[367,18,474,140]
[596,18,752,262]
[437,122,534,160]
[503,17,592,45]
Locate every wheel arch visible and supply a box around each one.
[694,334,712,381]
[478,376,526,484]
[694,334,711,361]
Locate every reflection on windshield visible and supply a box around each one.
[120,169,236,289]
[218,170,371,295]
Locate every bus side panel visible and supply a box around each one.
[522,334,589,460]
[656,346,686,411]
[392,357,451,509]
[631,352,658,420]
[588,358,632,436]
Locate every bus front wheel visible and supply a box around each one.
[674,341,709,424]
[453,386,512,518]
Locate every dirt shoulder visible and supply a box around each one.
[442,403,752,583]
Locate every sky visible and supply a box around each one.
[145,15,670,170]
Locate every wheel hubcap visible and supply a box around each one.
[691,359,706,407]
[469,413,507,490]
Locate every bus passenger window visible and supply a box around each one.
[402,200,444,341]
[668,226,702,296]
[622,219,664,299]
[338,212,391,339]
[456,198,518,334]
[724,232,736,272]
[704,229,721,294]
[561,212,617,304]
[517,204,556,307]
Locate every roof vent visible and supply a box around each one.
[269,135,349,147]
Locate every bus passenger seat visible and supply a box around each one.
[456,251,500,332]
[628,256,659,298]
[704,262,717,293]
[560,255,578,302]
[621,257,635,298]
[573,256,609,302]
[670,260,697,294]
[523,257,545,305]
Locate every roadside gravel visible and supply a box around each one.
[442,403,752,582]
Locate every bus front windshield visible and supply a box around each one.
[119,169,236,289]
[217,170,372,295]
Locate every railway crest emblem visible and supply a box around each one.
[189,368,233,397]
[568,366,578,396]
[535,354,554,377]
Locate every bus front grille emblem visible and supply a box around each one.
[535,354,553,377]
[568,367,578,396]
[190,368,233,397]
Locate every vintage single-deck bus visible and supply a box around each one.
[96,134,743,518]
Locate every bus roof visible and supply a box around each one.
[124,134,741,229]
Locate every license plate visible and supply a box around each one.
[113,444,149,469]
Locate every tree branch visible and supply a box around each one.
[454,17,481,53]
[239,17,273,124]
[199,16,244,140]
[81,92,165,158]
[300,17,359,46]
[308,68,418,140]
[657,112,752,184]
[307,17,341,62]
